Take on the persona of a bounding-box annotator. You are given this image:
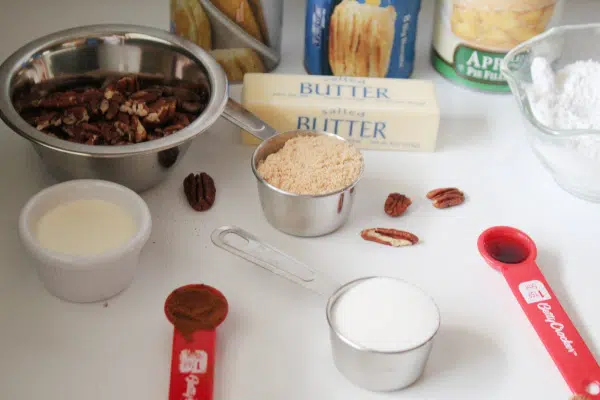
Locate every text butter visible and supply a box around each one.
[240,73,440,152]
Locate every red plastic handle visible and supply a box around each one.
[478,226,600,398]
[502,261,600,396]
[168,329,217,400]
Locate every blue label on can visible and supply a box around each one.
[304,0,335,76]
[304,0,421,79]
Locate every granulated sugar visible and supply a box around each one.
[527,57,600,130]
[331,277,439,352]
[256,135,363,195]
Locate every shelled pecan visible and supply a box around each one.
[158,147,180,168]
[183,172,216,211]
[337,193,344,214]
[13,74,209,146]
[360,228,419,247]
[426,187,465,209]
[384,193,412,217]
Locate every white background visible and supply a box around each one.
[0,1,599,399]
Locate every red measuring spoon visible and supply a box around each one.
[164,284,229,400]
[478,226,600,398]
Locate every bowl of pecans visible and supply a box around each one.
[0,24,229,192]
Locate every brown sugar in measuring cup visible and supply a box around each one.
[164,284,229,400]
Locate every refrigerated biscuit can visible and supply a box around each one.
[170,0,283,83]
[304,0,422,79]
[431,0,564,92]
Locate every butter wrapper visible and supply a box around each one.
[240,73,440,152]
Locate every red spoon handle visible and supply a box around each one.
[168,329,217,400]
[502,261,600,397]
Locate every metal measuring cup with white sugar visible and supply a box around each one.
[211,226,440,392]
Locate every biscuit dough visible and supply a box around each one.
[211,48,266,82]
[328,0,397,78]
[209,0,264,43]
[171,0,212,51]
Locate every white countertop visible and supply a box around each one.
[1,1,599,399]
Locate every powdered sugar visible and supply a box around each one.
[524,57,600,199]
[527,57,600,130]
[571,135,600,160]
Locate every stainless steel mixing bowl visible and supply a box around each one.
[0,24,231,192]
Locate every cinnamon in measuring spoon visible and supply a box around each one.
[165,285,228,341]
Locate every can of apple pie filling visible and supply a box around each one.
[431,0,564,92]
[304,0,422,79]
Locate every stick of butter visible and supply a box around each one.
[240,73,440,152]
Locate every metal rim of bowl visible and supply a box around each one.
[0,24,229,158]
[325,276,441,355]
[250,130,365,198]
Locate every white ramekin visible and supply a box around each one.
[18,179,152,303]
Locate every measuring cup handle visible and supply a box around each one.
[221,98,278,142]
[211,226,340,297]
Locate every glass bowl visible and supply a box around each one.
[501,23,600,203]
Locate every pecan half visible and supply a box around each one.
[183,172,216,211]
[38,91,81,108]
[103,83,118,100]
[161,123,186,136]
[570,396,592,400]
[144,98,176,125]
[116,112,130,125]
[84,134,102,145]
[35,111,62,130]
[102,100,120,120]
[114,120,132,138]
[130,89,161,103]
[14,90,44,111]
[115,75,139,93]
[120,100,150,117]
[426,187,465,209]
[173,112,191,126]
[62,106,89,125]
[81,88,104,102]
[133,102,150,117]
[337,193,344,214]
[158,147,180,168]
[384,193,412,217]
[79,122,102,134]
[180,101,203,113]
[62,124,103,143]
[361,228,419,247]
[131,115,147,143]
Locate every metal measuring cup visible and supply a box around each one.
[211,226,440,392]
[223,101,364,237]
